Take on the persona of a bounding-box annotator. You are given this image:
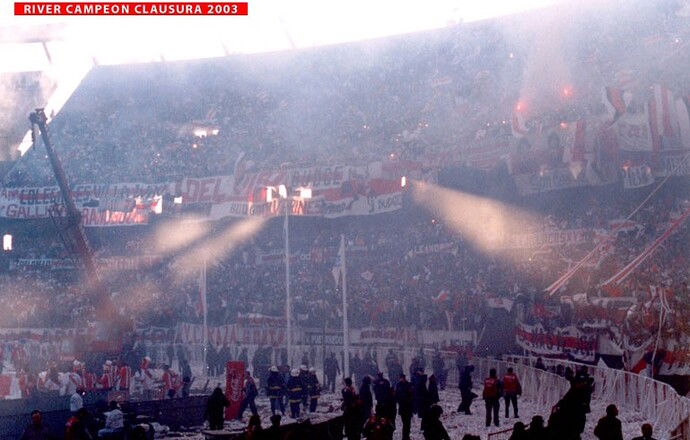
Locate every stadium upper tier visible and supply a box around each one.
[3,0,688,187]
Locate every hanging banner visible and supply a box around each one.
[515,322,597,362]
[614,108,654,152]
[622,165,655,189]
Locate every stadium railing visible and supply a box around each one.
[505,355,690,439]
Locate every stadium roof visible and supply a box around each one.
[0,0,564,159]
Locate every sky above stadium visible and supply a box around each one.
[0,0,565,71]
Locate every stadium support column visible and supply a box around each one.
[201,257,208,373]
[341,235,349,378]
[284,199,292,366]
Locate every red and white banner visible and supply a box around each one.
[515,322,597,362]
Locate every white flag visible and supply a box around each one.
[332,235,346,287]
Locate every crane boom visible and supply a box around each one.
[28,107,122,336]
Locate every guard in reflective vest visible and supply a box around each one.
[502,367,522,418]
[482,368,502,427]
[286,369,303,419]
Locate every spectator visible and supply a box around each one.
[205,386,229,430]
[65,408,91,440]
[457,365,476,415]
[360,375,374,418]
[20,410,51,440]
[593,405,623,440]
[97,401,124,438]
[526,415,547,440]
[421,404,450,440]
[508,422,528,440]
[631,423,657,440]
[362,403,395,440]
[394,374,414,440]
[70,387,85,414]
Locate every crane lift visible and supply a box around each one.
[29,109,125,356]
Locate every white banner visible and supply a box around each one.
[496,228,591,249]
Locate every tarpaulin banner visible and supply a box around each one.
[486,297,514,312]
[10,255,161,271]
[210,158,406,219]
[513,167,593,195]
[0,176,234,225]
[515,322,597,362]
[406,242,456,257]
[225,361,244,420]
[210,189,403,219]
[351,327,419,345]
[175,323,286,347]
[495,228,591,249]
